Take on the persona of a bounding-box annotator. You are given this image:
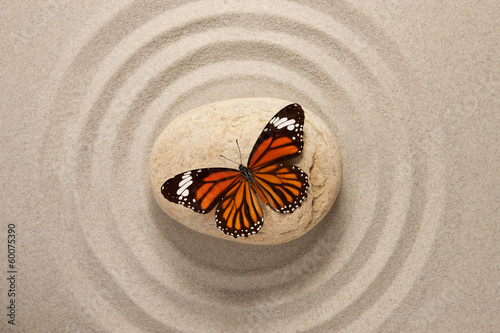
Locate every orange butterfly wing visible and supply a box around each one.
[161,168,241,214]
[247,103,305,170]
[251,163,309,213]
[215,177,263,238]
[247,103,309,213]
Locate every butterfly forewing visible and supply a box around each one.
[161,168,241,213]
[247,103,305,170]
[215,178,263,238]
[251,163,309,213]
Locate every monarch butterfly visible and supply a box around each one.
[161,103,309,238]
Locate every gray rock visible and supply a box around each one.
[150,98,342,244]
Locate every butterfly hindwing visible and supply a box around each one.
[215,177,263,238]
[251,163,309,213]
[247,103,305,169]
[161,168,241,214]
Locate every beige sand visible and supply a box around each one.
[1,1,499,332]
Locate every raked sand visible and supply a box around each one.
[1,1,499,332]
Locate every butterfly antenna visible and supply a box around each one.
[219,154,240,166]
[236,139,243,165]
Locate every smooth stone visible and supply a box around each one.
[149,98,342,245]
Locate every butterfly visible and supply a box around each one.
[161,103,309,238]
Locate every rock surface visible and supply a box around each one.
[150,98,342,244]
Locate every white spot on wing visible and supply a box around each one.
[179,177,192,187]
[274,117,288,127]
[277,119,296,129]
[176,179,193,195]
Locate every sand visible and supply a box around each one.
[1,1,499,332]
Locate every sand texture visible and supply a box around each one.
[1,1,499,332]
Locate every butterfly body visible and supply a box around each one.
[239,164,254,183]
[162,103,309,238]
